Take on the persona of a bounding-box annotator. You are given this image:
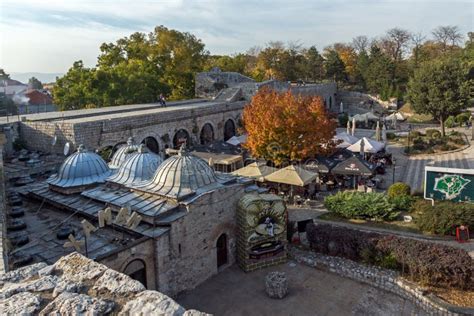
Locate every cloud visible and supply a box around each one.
[1,0,472,72]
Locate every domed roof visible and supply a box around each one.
[133,146,221,200]
[108,144,163,186]
[109,137,139,169]
[48,145,111,188]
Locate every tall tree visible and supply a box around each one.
[352,35,370,54]
[323,49,347,83]
[28,77,43,89]
[407,58,471,136]
[432,25,463,51]
[363,45,394,97]
[243,88,337,164]
[302,46,325,82]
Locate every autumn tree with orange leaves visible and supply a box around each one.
[243,88,337,165]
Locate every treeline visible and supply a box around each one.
[53,25,472,110]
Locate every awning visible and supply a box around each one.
[232,162,277,182]
[346,137,385,153]
[331,156,375,176]
[264,165,318,186]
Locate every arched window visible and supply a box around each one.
[123,259,147,288]
[216,234,228,268]
[224,119,236,141]
[141,136,159,154]
[200,123,214,145]
[173,129,190,149]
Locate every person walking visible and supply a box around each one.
[159,93,167,107]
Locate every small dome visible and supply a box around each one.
[108,145,163,186]
[48,145,111,188]
[109,137,139,169]
[134,146,220,200]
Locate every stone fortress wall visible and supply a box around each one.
[0,146,7,274]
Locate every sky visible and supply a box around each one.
[1,0,473,74]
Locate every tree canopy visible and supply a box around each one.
[242,88,337,165]
[407,57,471,136]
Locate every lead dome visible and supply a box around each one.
[109,137,139,169]
[48,144,111,192]
[134,146,221,200]
[108,144,163,186]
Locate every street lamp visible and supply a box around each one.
[407,124,412,155]
[392,157,396,184]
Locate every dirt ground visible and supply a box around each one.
[177,262,426,316]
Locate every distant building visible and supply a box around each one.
[0,79,27,97]
[25,89,53,106]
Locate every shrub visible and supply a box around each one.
[412,137,426,150]
[425,129,441,139]
[324,191,399,221]
[306,223,474,290]
[445,116,456,128]
[387,182,411,197]
[455,112,470,125]
[338,113,349,127]
[386,132,396,140]
[409,130,422,138]
[389,195,414,212]
[414,200,474,235]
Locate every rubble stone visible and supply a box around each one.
[264,271,288,299]
[40,292,115,315]
[0,262,47,284]
[1,292,42,315]
[119,290,185,316]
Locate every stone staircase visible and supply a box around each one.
[214,87,242,102]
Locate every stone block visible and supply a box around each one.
[265,271,288,299]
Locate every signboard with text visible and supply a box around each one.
[424,166,474,203]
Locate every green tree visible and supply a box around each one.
[323,49,347,83]
[28,77,43,89]
[302,46,325,82]
[363,45,394,97]
[407,58,471,136]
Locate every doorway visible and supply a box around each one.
[216,234,228,268]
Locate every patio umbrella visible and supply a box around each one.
[264,165,317,186]
[346,119,350,135]
[392,114,397,129]
[375,121,381,141]
[351,117,356,136]
[382,123,387,142]
[364,114,369,127]
[360,138,365,157]
[347,137,385,154]
[331,155,375,177]
[340,101,344,113]
[334,132,359,148]
[232,162,277,182]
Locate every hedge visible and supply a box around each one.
[306,223,473,290]
[413,200,474,235]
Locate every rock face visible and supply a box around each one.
[265,272,288,299]
[0,252,208,315]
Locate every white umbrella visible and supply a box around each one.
[360,138,365,157]
[351,117,356,136]
[346,120,350,135]
[340,101,344,113]
[382,123,387,142]
[347,137,385,153]
[334,132,359,148]
[375,121,381,141]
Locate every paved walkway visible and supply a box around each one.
[177,263,424,316]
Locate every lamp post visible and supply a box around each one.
[407,124,412,155]
[392,157,396,184]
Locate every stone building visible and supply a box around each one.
[6,142,264,296]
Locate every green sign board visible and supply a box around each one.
[424,166,474,203]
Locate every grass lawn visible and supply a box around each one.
[387,131,467,155]
[318,212,422,234]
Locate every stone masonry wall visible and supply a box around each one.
[290,247,474,316]
[0,147,7,274]
[0,252,209,315]
[162,184,245,296]
[17,101,245,154]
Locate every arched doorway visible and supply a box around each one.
[141,136,159,154]
[173,129,190,148]
[216,234,228,268]
[123,259,147,288]
[200,123,214,145]
[224,119,236,141]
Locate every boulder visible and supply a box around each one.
[1,275,59,299]
[53,279,85,298]
[53,252,106,283]
[2,292,42,315]
[119,290,185,316]
[91,269,145,299]
[40,292,115,316]
[0,262,47,284]
[265,271,288,299]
